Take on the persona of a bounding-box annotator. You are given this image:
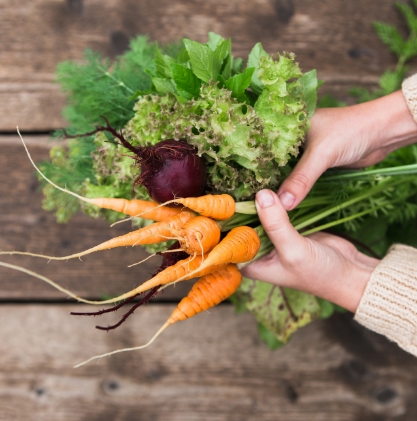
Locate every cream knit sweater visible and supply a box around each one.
[354,74,417,355]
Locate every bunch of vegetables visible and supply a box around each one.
[3,20,417,362]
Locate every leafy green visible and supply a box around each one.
[235,277,322,343]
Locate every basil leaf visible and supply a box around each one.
[171,63,201,100]
[152,77,177,94]
[224,67,255,102]
[176,47,190,65]
[247,42,268,95]
[183,38,220,83]
[207,32,225,50]
[231,57,243,75]
[154,47,175,78]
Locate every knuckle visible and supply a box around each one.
[288,172,310,191]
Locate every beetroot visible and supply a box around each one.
[135,139,206,203]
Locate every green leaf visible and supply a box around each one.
[235,278,322,343]
[176,47,190,65]
[231,57,243,75]
[395,2,417,34]
[224,67,255,102]
[373,22,405,57]
[217,38,232,80]
[183,38,220,83]
[154,47,175,78]
[152,77,177,94]
[299,69,319,117]
[207,32,225,50]
[379,69,404,94]
[247,42,268,95]
[402,37,417,61]
[171,63,201,99]
[258,323,284,350]
[214,38,231,66]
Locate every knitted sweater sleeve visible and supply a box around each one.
[354,245,417,356]
[354,76,417,356]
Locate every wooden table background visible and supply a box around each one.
[1,1,417,420]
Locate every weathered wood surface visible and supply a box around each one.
[1,306,417,421]
[0,136,193,300]
[0,0,413,131]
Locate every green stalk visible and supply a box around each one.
[319,163,417,182]
[235,201,257,214]
[217,212,259,232]
[292,177,410,231]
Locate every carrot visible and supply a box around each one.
[87,197,183,220]
[178,226,260,282]
[17,129,181,221]
[178,216,220,255]
[74,264,242,367]
[0,211,195,261]
[133,194,236,221]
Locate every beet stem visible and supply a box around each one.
[62,116,139,155]
[95,286,160,331]
[70,293,139,317]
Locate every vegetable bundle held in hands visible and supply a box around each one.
[4,32,417,362]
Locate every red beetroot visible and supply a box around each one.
[135,139,206,203]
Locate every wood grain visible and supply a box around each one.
[0,306,416,421]
[0,135,194,301]
[0,0,413,131]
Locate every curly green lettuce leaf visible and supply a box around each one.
[235,277,322,343]
[255,53,309,166]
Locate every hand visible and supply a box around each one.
[278,90,417,210]
[241,190,380,312]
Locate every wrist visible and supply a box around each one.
[364,90,417,152]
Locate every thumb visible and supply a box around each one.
[277,148,329,210]
[255,189,304,255]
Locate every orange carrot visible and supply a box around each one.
[183,226,260,281]
[178,216,220,255]
[87,197,183,221]
[0,211,195,261]
[137,194,236,221]
[172,194,235,220]
[74,264,242,367]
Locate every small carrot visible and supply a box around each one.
[132,194,236,221]
[177,226,260,282]
[0,211,195,261]
[74,264,242,367]
[88,197,183,220]
[17,129,181,221]
[178,216,220,255]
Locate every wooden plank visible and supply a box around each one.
[0,136,194,300]
[0,0,411,131]
[0,305,416,421]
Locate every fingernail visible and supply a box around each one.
[256,190,276,209]
[278,192,295,210]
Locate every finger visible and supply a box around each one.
[240,249,283,284]
[255,189,305,258]
[277,147,330,210]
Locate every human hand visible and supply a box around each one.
[241,190,380,312]
[278,90,417,210]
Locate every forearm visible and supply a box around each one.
[369,89,417,153]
